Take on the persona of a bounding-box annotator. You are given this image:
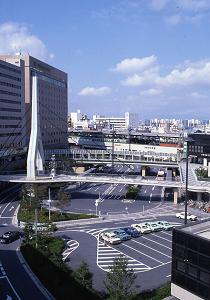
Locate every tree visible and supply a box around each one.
[74,261,93,289]
[57,190,71,215]
[104,255,137,300]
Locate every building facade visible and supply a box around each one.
[93,112,138,131]
[0,59,25,152]
[0,55,68,149]
[171,221,210,300]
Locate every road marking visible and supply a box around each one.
[122,243,164,264]
[152,186,155,191]
[160,231,173,237]
[141,235,172,250]
[144,190,147,193]
[151,233,172,243]
[130,239,171,258]
[97,239,151,272]
[114,221,128,224]
[166,274,171,278]
[9,206,14,212]
[62,240,79,261]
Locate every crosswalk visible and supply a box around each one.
[62,240,79,261]
[82,228,151,273]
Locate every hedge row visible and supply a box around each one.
[21,243,101,300]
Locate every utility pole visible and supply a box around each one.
[128,127,132,152]
[35,208,38,248]
[48,186,51,221]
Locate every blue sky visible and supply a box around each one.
[1,0,210,119]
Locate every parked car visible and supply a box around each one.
[120,227,140,238]
[100,231,121,245]
[112,229,131,241]
[176,212,197,221]
[157,221,173,231]
[0,231,22,244]
[131,223,151,234]
[143,222,162,232]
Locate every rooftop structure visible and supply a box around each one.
[171,220,210,300]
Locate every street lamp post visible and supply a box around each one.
[184,140,189,225]
[95,199,99,216]
[111,127,115,173]
[128,127,132,152]
[48,186,52,221]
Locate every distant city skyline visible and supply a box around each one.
[1,0,210,118]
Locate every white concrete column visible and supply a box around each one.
[203,158,208,167]
[27,73,44,179]
[197,192,202,201]
[141,166,146,177]
[173,188,178,204]
[208,162,210,177]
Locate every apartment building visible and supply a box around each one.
[0,59,25,151]
[0,55,68,149]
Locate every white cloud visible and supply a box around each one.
[177,0,210,11]
[0,22,54,61]
[121,58,210,89]
[190,92,208,99]
[78,86,111,96]
[166,12,204,25]
[166,14,181,25]
[140,88,162,96]
[149,0,169,11]
[112,55,157,73]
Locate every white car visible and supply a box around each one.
[131,223,151,234]
[100,232,121,245]
[176,212,197,221]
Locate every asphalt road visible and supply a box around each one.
[64,164,166,215]
[56,213,180,293]
[0,185,48,300]
[56,205,210,294]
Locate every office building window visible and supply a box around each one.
[176,260,186,272]
[0,72,21,82]
[200,270,210,284]
[187,265,198,278]
[0,63,21,74]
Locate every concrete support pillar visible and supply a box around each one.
[208,162,210,177]
[141,166,146,177]
[173,188,178,204]
[203,158,208,167]
[197,192,202,201]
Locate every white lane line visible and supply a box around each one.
[144,190,147,193]
[160,231,173,237]
[114,221,128,224]
[131,239,171,258]
[122,243,164,264]
[0,202,16,216]
[166,274,171,278]
[9,206,14,212]
[4,276,21,300]
[152,186,155,191]
[62,240,79,261]
[151,233,172,243]
[141,235,172,250]
[98,253,121,256]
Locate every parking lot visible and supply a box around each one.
[79,220,181,274]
